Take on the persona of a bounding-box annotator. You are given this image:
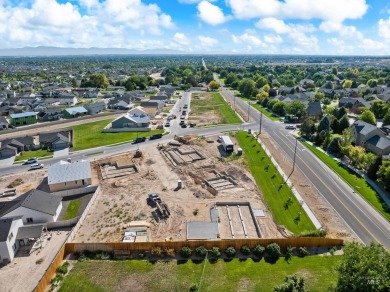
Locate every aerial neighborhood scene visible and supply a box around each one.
[0,0,390,291]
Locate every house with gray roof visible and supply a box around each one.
[0,115,9,130]
[63,106,88,118]
[306,101,322,120]
[39,131,71,151]
[84,101,107,114]
[0,189,62,224]
[351,120,390,156]
[110,110,150,131]
[48,160,92,192]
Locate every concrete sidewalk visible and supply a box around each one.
[0,155,16,167]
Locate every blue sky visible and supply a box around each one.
[1,0,390,54]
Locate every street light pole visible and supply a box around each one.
[290,137,298,176]
[259,112,263,134]
[247,101,250,122]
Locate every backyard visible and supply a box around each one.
[59,255,341,292]
[235,131,316,234]
[63,199,82,220]
[71,119,164,150]
[189,92,241,125]
[302,141,390,221]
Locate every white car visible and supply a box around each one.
[285,125,296,130]
[30,163,44,170]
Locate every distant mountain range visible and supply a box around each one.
[0,46,195,56]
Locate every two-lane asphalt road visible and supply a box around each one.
[220,86,390,250]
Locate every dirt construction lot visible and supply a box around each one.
[74,136,282,243]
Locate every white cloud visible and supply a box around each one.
[178,0,215,3]
[198,35,218,46]
[197,1,228,25]
[173,32,191,45]
[379,17,390,39]
[264,34,283,44]
[319,21,363,39]
[256,18,316,34]
[226,0,368,22]
[232,31,264,47]
[0,0,175,48]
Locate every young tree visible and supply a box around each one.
[383,111,390,127]
[336,242,390,291]
[300,118,316,138]
[286,100,307,119]
[274,274,307,292]
[342,79,353,88]
[208,80,220,90]
[367,155,382,180]
[327,137,342,157]
[377,160,390,190]
[317,115,331,134]
[359,110,376,125]
[338,114,350,133]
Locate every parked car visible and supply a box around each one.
[164,122,170,127]
[181,123,187,128]
[179,120,185,125]
[30,163,44,170]
[133,137,146,143]
[285,125,296,130]
[149,133,163,140]
[23,158,38,165]
[189,123,196,127]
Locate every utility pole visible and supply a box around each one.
[283,137,298,185]
[259,112,263,134]
[247,101,250,122]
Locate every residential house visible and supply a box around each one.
[351,120,390,156]
[0,217,23,264]
[2,98,19,106]
[306,101,322,120]
[108,98,133,110]
[9,112,37,126]
[0,105,14,116]
[37,107,63,121]
[111,111,150,130]
[58,94,78,106]
[0,145,17,159]
[0,189,62,224]
[150,95,170,103]
[338,97,366,108]
[84,88,100,98]
[140,101,164,117]
[17,95,37,106]
[84,101,107,114]
[107,86,125,91]
[48,160,92,192]
[1,136,35,151]
[39,131,71,151]
[63,106,88,118]
[0,115,9,129]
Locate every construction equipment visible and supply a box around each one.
[174,135,192,144]
[133,150,143,158]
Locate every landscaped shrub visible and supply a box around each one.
[285,246,295,262]
[253,245,265,257]
[195,246,207,257]
[266,243,281,258]
[50,274,64,285]
[241,245,251,256]
[225,246,236,258]
[180,246,192,258]
[211,247,221,258]
[190,284,198,292]
[163,247,175,257]
[56,262,69,275]
[299,229,327,237]
[151,247,162,257]
[298,247,310,257]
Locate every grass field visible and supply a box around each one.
[14,149,53,162]
[63,199,81,220]
[251,103,283,121]
[235,132,316,234]
[190,92,241,124]
[72,119,164,151]
[59,256,341,292]
[302,141,390,221]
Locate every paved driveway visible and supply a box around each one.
[53,147,69,158]
[0,155,15,167]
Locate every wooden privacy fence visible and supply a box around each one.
[65,237,344,254]
[34,244,66,292]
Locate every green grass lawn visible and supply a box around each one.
[302,141,390,221]
[14,149,53,162]
[191,92,241,124]
[71,119,164,151]
[63,200,81,220]
[236,132,316,234]
[59,256,341,292]
[251,103,282,121]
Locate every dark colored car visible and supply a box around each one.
[181,123,187,128]
[189,123,196,127]
[149,133,163,140]
[133,137,146,143]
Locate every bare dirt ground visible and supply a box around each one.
[188,92,230,126]
[0,169,47,198]
[258,131,359,243]
[73,137,282,243]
